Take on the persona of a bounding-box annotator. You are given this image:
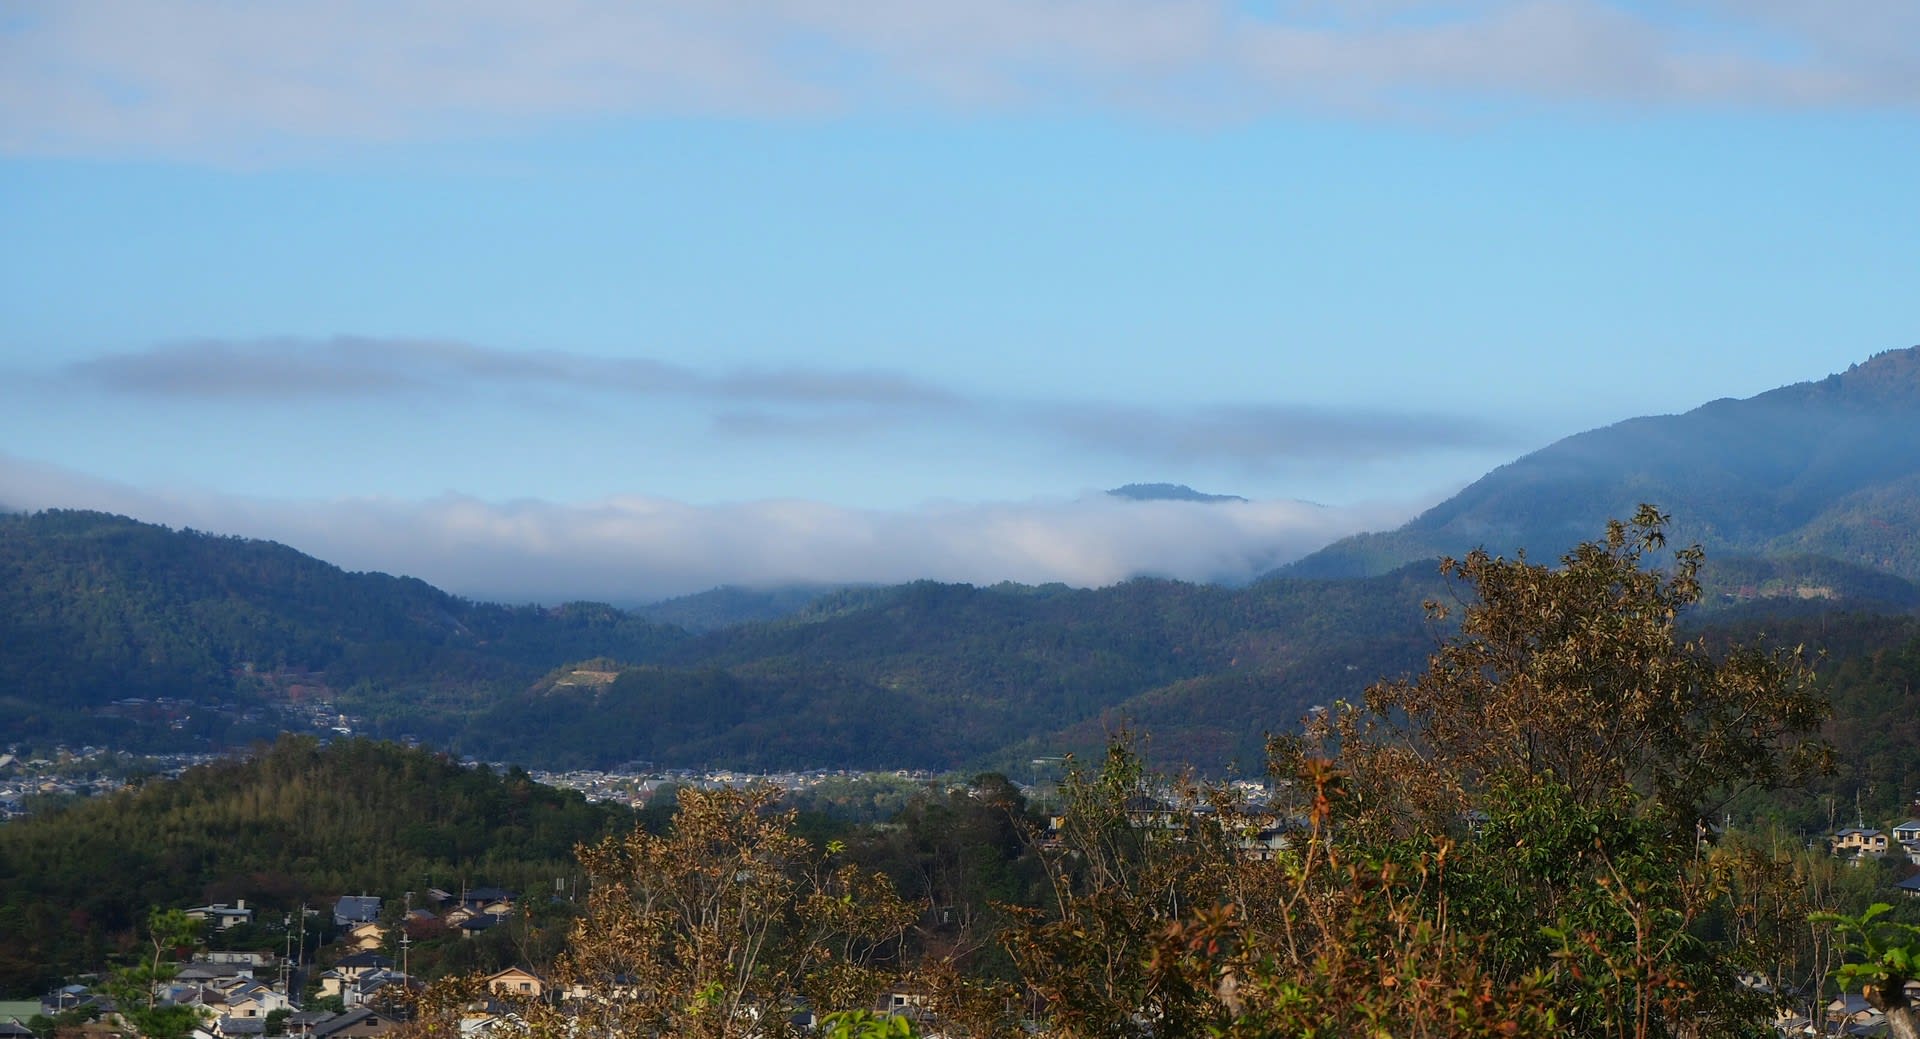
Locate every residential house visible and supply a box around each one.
[1896,873,1920,900]
[455,888,517,919]
[345,922,386,953]
[219,980,291,1019]
[483,968,545,1001]
[200,951,276,969]
[315,953,395,1001]
[309,1008,397,1039]
[453,914,501,940]
[284,1009,338,1037]
[1830,827,1889,859]
[341,970,414,1011]
[208,1016,267,1039]
[183,902,256,931]
[333,896,382,928]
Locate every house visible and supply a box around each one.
[333,896,382,928]
[1831,828,1889,858]
[455,888,517,919]
[483,968,545,1000]
[1895,873,1920,900]
[453,914,501,940]
[199,951,275,969]
[184,902,256,931]
[316,953,396,1000]
[209,1016,267,1038]
[1894,819,1920,845]
[1825,993,1879,1027]
[219,981,290,1019]
[309,1008,397,1039]
[345,922,386,952]
[342,970,414,1010]
[284,1009,338,1037]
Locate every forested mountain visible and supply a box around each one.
[632,582,846,632]
[0,509,687,747]
[471,569,1444,772]
[1287,345,1920,579]
[0,736,633,994]
[8,504,1920,774]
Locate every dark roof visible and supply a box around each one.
[310,1008,395,1039]
[1895,874,1920,893]
[333,896,382,923]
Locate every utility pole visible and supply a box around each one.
[400,891,412,986]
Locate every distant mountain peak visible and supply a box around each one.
[1281,346,1920,581]
[1107,483,1248,504]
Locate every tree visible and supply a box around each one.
[100,908,203,1039]
[550,785,919,1039]
[1283,507,1830,1034]
[1811,903,1920,1039]
[1014,510,1831,1037]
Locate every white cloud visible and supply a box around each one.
[0,453,1419,602]
[2,0,1914,159]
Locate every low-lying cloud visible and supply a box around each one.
[4,1,1916,158]
[0,454,1420,603]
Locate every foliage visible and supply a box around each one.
[0,736,630,995]
[100,908,204,1039]
[1810,903,1920,1039]
[1012,510,1834,1037]
[550,785,921,1038]
[816,1010,918,1038]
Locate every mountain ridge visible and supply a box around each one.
[1284,345,1920,579]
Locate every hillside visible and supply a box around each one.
[0,509,1452,772]
[0,736,635,995]
[633,582,846,632]
[463,570,1444,772]
[0,509,688,747]
[1287,346,1920,579]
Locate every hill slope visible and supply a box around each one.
[0,735,634,995]
[1287,346,1920,579]
[0,509,688,747]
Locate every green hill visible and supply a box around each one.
[0,509,688,747]
[0,735,635,995]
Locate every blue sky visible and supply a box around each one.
[1,1,1916,601]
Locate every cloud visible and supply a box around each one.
[0,453,1420,602]
[1047,402,1506,464]
[62,336,1509,467]
[3,1,1915,159]
[65,337,957,409]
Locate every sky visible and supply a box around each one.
[1,0,1916,602]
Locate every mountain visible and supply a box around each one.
[1286,346,1920,580]
[466,570,1443,773]
[1107,482,1249,503]
[634,582,848,632]
[0,509,687,748]
[0,509,1440,772]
